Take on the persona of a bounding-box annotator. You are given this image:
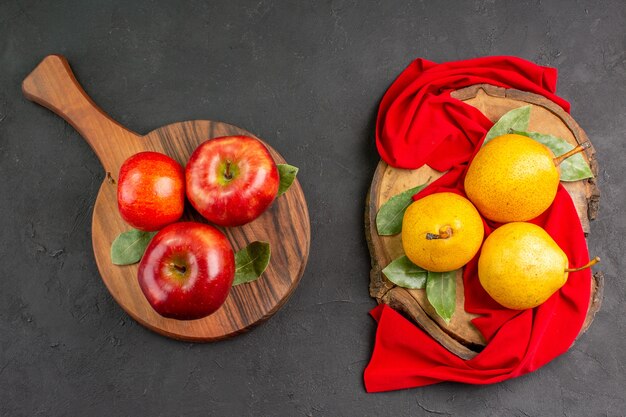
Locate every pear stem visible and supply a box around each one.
[565,256,600,272]
[426,226,452,240]
[553,141,591,166]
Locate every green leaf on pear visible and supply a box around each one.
[483,105,531,145]
[382,256,427,289]
[426,270,457,323]
[376,182,429,236]
[512,130,594,181]
[233,241,271,286]
[111,229,157,265]
[277,164,299,196]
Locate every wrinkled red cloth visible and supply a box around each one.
[376,56,570,171]
[365,57,591,392]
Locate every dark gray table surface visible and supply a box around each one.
[1,1,625,416]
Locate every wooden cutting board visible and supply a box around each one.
[366,84,603,359]
[23,55,311,341]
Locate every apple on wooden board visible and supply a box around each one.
[185,135,280,227]
[138,222,235,320]
[117,151,185,231]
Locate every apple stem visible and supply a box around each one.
[224,160,233,180]
[553,141,591,166]
[173,264,187,274]
[565,256,600,272]
[426,226,453,240]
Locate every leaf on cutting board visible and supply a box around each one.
[233,241,271,286]
[376,182,429,236]
[382,255,428,289]
[426,270,457,323]
[512,130,594,181]
[111,229,157,265]
[483,105,531,145]
[277,164,299,196]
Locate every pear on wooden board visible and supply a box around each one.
[401,192,484,272]
[478,222,599,310]
[464,134,590,223]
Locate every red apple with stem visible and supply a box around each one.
[185,136,279,227]
[117,151,185,231]
[138,222,235,320]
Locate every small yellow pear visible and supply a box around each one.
[478,222,599,310]
[465,134,560,223]
[402,192,484,272]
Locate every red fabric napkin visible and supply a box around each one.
[365,57,591,392]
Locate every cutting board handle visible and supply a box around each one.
[22,55,142,173]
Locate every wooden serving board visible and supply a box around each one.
[366,84,603,359]
[23,55,310,341]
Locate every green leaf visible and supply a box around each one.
[483,106,531,145]
[277,164,299,196]
[382,256,428,289]
[233,241,271,286]
[111,229,157,265]
[376,182,429,236]
[426,270,457,323]
[512,130,594,181]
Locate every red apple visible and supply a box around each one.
[185,136,279,227]
[117,151,185,231]
[138,222,235,320]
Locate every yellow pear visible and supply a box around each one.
[478,222,599,310]
[464,134,588,223]
[402,192,484,272]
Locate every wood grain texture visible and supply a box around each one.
[23,55,310,341]
[366,84,602,359]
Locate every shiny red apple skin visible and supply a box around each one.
[117,151,185,231]
[138,222,235,320]
[185,136,279,227]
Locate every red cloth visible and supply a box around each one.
[365,57,591,392]
[376,56,570,171]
